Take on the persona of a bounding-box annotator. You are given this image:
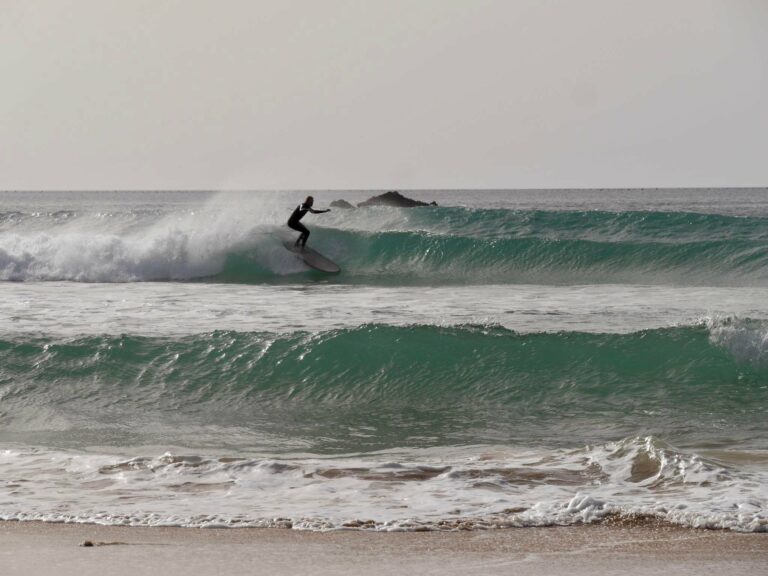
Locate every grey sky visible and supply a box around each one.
[1,0,766,190]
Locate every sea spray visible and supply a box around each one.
[0,191,299,281]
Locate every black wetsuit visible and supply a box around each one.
[287,203,311,247]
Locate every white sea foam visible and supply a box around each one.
[3,280,767,339]
[0,438,765,532]
[707,316,768,366]
[0,192,300,281]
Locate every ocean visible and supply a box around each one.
[0,189,766,532]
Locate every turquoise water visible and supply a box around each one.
[0,189,766,531]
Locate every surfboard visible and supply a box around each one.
[282,240,341,273]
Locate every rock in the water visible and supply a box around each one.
[357,191,436,208]
[330,199,354,209]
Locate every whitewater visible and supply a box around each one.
[0,189,766,532]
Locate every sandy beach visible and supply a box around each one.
[0,521,765,576]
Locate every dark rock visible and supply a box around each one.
[357,191,437,208]
[79,540,126,547]
[330,199,354,209]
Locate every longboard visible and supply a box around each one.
[282,240,341,273]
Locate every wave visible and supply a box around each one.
[219,228,768,285]
[2,321,766,415]
[1,204,767,284]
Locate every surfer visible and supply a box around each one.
[287,196,330,248]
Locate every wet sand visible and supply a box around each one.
[0,521,765,576]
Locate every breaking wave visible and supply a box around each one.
[1,203,767,285]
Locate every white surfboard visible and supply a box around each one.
[282,240,341,273]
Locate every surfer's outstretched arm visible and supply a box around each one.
[308,208,331,214]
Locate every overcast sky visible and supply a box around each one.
[1,0,766,190]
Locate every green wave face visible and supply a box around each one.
[221,228,768,285]
[219,209,768,285]
[1,323,766,452]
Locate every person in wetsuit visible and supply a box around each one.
[287,196,330,248]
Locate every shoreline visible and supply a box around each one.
[1,521,765,576]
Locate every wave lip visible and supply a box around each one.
[0,437,765,531]
[329,207,768,242]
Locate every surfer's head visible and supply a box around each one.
[305,196,314,207]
